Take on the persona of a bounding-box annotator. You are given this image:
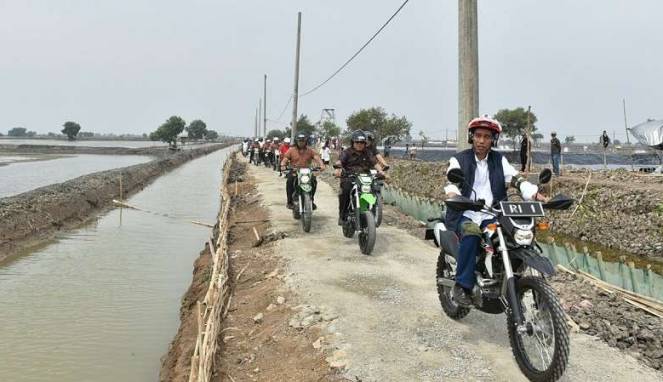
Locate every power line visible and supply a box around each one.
[273,95,293,122]
[299,0,412,97]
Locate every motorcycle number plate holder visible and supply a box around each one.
[499,201,544,217]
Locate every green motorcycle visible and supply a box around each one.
[289,167,319,233]
[337,168,383,255]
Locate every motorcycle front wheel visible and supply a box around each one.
[375,195,384,227]
[507,276,569,382]
[358,211,376,255]
[301,193,312,232]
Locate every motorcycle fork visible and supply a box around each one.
[353,187,361,227]
[497,227,525,326]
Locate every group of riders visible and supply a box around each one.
[242,130,389,226]
[242,116,573,381]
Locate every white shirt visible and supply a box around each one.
[444,154,538,225]
[321,147,330,161]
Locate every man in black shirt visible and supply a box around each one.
[550,132,562,175]
[365,131,388,168]
[334,130,383,225]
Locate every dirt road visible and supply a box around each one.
[250,162,662,381]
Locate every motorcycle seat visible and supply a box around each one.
[439,231,459,259]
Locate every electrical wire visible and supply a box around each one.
[299,0,412,97]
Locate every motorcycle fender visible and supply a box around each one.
[359,193,376,211]
[512,247,556,276]
[300,183,312,192]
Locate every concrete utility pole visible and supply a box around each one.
[263,74,268,137]
[457,0,479,152]
[258,97,262,138]
[526,105,532,172]
[254,106,258,137]
[291,12,302,141]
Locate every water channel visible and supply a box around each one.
[0,146,234,381]
[0,154,153,198]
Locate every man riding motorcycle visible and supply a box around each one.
[281,133,325,210]
[334,130,384,225]
[445,116,547,306]
[249,139,259,163]
[365,131,388,168]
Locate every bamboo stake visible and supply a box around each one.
[571,170,592,217]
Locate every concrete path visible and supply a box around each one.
[249,162,662,382]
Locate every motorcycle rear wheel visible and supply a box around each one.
[507,276,569,382]
[436,254,471,319]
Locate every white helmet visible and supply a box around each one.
[284,137,291,144]
[273,137,280,142]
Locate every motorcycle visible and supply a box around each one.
[372,165,389,227]
[287,167,320,233]
[336,166,384,255]
[252,147,261,166]
[426,168,574,382]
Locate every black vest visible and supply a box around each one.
[445,149,506,232]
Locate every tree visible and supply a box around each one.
[614,139,621,145]
[295,115,316,136]
[186,119,207,139]
[346,107,412,141]
[418,130,428,145]
[319,121,341,138]
[565,136,575,144]
[8,127,27,137]
[494,108,538,149]
[26,131,37,137]
[267,129,284,139]
[79,131,95,138]
[204,130,219,140]
[532,133,544,144]
[61,121,81,140]
[149,116,186,148]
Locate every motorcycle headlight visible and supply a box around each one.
[514,229,534,246]
[361,184,372,193]
[300,175,311,183]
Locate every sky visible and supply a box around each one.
[0,0,661,143]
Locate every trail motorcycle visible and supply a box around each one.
[288,167,320,233]
[426,168,574,382]
[336,167,384,255]
[372,165,389,227]
[252,147,260,166]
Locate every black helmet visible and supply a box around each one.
[351,130,367,143]
[365,131,375,141]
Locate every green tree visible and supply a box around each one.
[149,116,186,148]
[494,108,538,149]
[79,131,95,138]
[186,119,207,139]
[295,115,316,136]
[267,129,284,139]
[319,121,341,138]
[565,135,575,144]
[346,107,411,141]
[61,121,82,141]
[204,130,219,140]
[26,131,37,137]
[8,127,27,137]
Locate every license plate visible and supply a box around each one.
[500,201,544,217]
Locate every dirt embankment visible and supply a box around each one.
[0,143,235,261]
[160,158,343,382]
[384,158,663,261]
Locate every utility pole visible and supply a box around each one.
[258,97,262,138]
[457,0,479,152]
[254,106,258,137]
[623,98,631,144]
[291,12,302,141]
[263,74,268,137]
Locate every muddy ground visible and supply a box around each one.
[0,143,235,262]
[160,158,344,382]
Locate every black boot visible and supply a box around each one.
[452,284,472,306]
